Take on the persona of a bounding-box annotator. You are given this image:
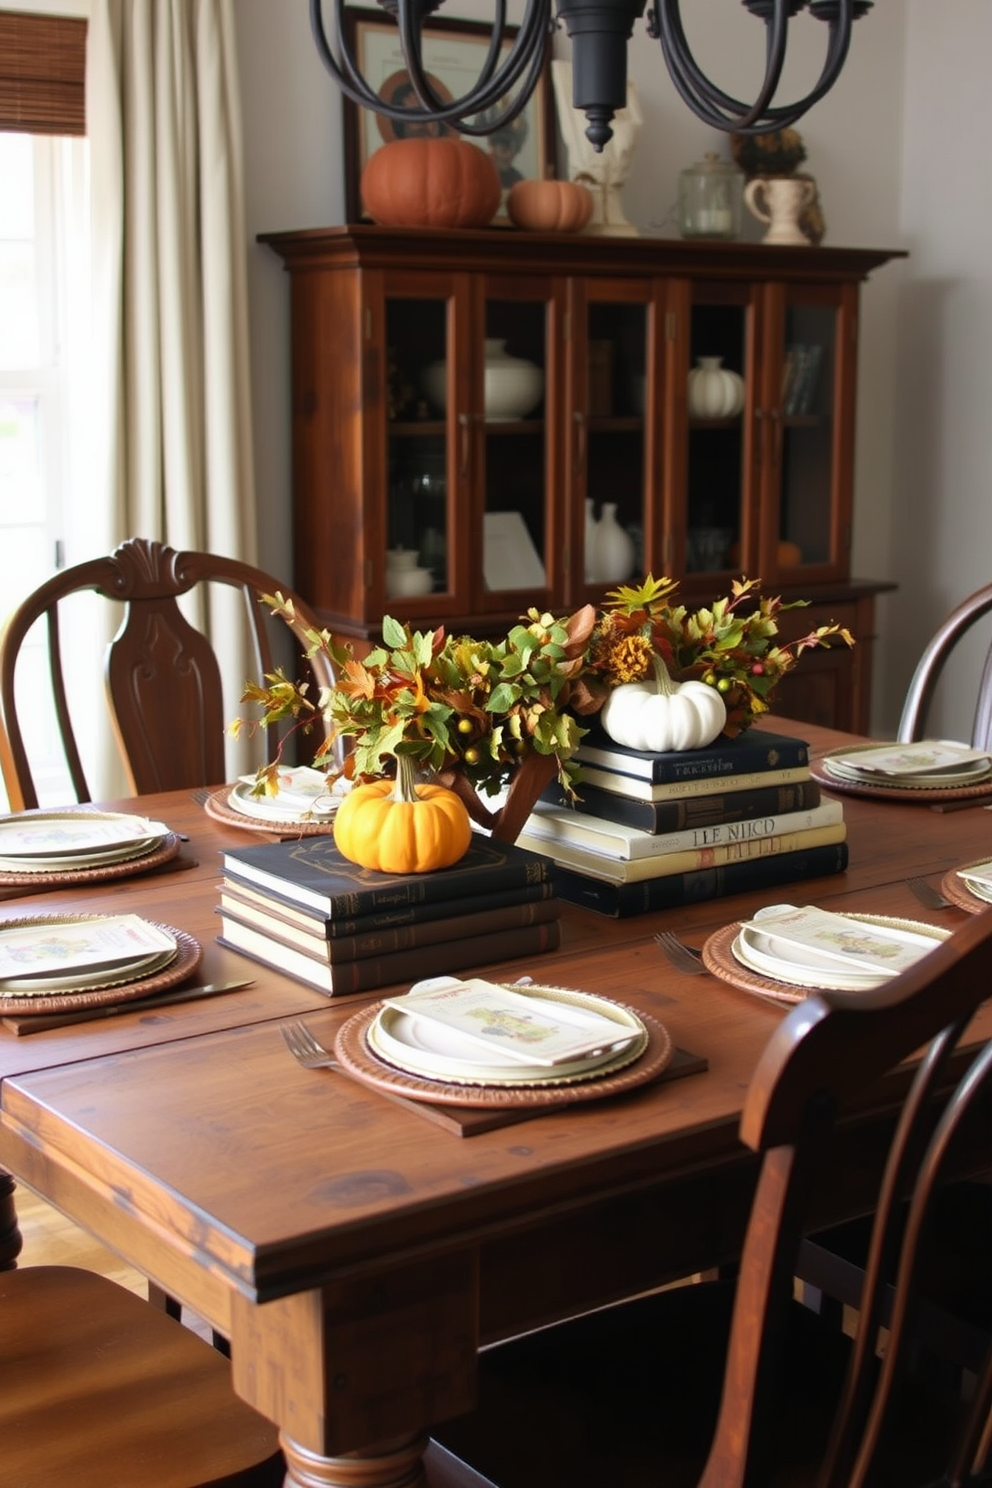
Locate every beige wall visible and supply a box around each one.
[232,4,979,740]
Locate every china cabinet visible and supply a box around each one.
[261,226,901,732]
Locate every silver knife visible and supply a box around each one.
[5,978,257,1036]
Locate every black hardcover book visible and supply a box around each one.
[220,832,553,918]
[552,841,848,917]
[541,776,822,834]
[219,876,558,939]
[217,893,560,964]
[574,725,810,784]
[217,919,562,996]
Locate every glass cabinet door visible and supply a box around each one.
[383,293,453,612]
[475,281,555,615]
[683,288,754,584]
[760,281,855,585]
[569,280,655,604]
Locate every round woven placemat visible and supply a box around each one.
[333,998,673,1109]
[0,918,202,1015]
[811,748,992,805]
[702,922,810,1003]
[203,787,337,836]
[940,862,992,915]
[0,831,181,888]
[702,913,949,1003]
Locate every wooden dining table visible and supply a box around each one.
[2,717,992,1488]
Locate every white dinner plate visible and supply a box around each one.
[0,811,168,870]
[227,781,341,823]
[368,984,647,1087]
[731,912,948,993]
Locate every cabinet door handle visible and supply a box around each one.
[573,409,586,474]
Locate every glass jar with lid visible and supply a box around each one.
[678,152,744,240]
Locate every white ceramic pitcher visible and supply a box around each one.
[744,176,815,247]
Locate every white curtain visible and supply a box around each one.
[81,0,257,794]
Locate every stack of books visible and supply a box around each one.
[518,726,848,917]
[217,834,560,995]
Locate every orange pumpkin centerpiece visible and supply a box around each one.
[361,138,502,230]
[333,753,472,873]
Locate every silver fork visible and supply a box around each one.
[905,875,952,910]
[654,931,708,975]
[280,1020,424,1114]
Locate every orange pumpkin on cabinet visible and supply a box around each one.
[361,138,501,229]
[507,178,594,233]
[728,539,803,569]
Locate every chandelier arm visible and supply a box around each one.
[760,3,855,119]
[438,36,551,138]
[656,0,790,129]
[398,0,547,120]
[397,0,508,110]
[308,0,388,112]
[656,0,854,132]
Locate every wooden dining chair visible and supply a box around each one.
[898,579,992,749]
[431,910,992,1488]
[0,536,339,812]
[0,1187,283,1485]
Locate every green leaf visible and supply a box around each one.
[381,615,407,649]
[487,682,520,714]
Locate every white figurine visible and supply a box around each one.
[552,60,642,236]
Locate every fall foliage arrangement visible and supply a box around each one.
[238,575,854,834]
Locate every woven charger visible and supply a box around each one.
[0,831,181,888]
[203,787,337,836]
[940,861,992,915]
[702,912,947,1003]
[812,746,992,805]
[0,917,202,1016]
[334,997,673,1109]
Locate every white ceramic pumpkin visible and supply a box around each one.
[600,657,727,753]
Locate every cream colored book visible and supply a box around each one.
[514,822,847,885]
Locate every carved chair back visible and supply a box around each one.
[0,537,337,810]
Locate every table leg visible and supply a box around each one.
[280,1430,428,1488]
[229,1255,478,1484]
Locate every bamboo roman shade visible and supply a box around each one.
[0,11,87,135]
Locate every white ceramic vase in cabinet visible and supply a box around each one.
[687,356,745,418]
[589,503,635,584]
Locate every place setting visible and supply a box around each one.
[940,858,992,914]
[0,808,183,889]
[811,739,992,805]
[0,911,204,1030]
[701,902,949,1004]
[288,974,704,1135]
[203,765,351,835]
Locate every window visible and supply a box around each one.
[0,13,90,808]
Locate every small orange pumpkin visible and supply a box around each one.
[361,138,501,229]
[333,754,472,873]
[507,179,594,234]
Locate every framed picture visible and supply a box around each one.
[341,7,554,224]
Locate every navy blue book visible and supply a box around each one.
[573,725,810,784]
[220,831,553,918]
[552,841,848,917]
[541,776,822,835]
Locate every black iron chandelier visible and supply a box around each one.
[310,0,872,151]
